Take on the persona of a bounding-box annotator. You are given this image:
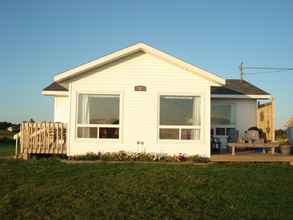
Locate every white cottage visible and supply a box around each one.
[42,43,274,157]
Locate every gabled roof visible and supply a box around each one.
[43,82,68,92]
[211,79,270,95]
[42,82,68,96]
[53,42,225,85]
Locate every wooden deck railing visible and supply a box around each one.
[18,122,67,158]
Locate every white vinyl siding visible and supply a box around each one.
[54,97,69,123]
[68,52,213,157]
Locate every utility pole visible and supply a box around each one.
[240,62,244,82]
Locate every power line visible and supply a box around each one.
[244,66,293,70]
[238,63,293,80]
[220,65,293,78]
[244,70,287,75]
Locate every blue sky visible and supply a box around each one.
[0,0,292,128]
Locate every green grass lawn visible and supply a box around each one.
[0,139,14,157]
[1,160,293,219]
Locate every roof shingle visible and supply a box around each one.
[43,82,68,92]
[211,79,270,95]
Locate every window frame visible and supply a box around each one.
[211,103,236,137]
[157,93,203,142]
[75,91,123,142]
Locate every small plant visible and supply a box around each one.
[176,153,187,162]
[116,151,129,161]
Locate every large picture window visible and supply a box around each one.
[159,96,201,140]
[77,94,120,139]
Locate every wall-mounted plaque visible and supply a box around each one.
[134,85,147,92]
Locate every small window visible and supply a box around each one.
[181,129,200,140]
[99,127,119,139]
[77,127,98,138]
[216,128,226,136]
[260,111,265,122]
[160,129,179,139]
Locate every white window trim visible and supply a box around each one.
[75,91,123,142]
[157,93,204,143]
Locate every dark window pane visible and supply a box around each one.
[77,127,97,138]
[216,128,226,136]
[181,129,200,140]
[78,95,119,124]
[160,129,179,139]
[160,96,200,126]
[211,104,235,125]
[181,129,193,140]
[227,128,236,136]
[99,127,119,139]
[211,128,214,136]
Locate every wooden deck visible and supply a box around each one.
[211,153,293,163]
[17,122,67,159]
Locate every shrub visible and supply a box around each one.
[187,155,210,163]
[159,155,177,162]
[69,152,209,163]
[129,152,156,161]
[116,151,128,161]
[70,152,101,161]
[100,152,114,161]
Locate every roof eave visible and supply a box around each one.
[53,43,226,85]
[41,90,69,96]
[211,94,272,99]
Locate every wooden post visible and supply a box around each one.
[232,145,235,156]
[20,124,23,156]
[60,123,63,154]
[56,123,59,154]
[271,97,276,142]
[15,135,18,158]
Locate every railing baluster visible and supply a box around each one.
[17,122,67,159]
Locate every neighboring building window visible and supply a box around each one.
[159,96,201,140]
[260,111,265,122]
[77,94,120,139]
